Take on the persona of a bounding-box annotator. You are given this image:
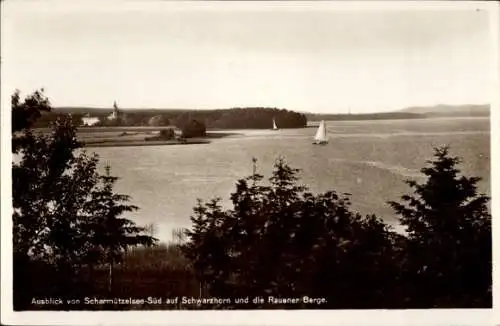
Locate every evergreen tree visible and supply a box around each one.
[184,157,402,308]
[183,198,231,299]
[389,146,491,307]
[85,165,156,291]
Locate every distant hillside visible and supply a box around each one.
[306,112,425,122]
[400,104,490,117]
[307,104,490,122]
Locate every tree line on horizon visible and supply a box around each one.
[31,105,308,130]
[11,90,491,310]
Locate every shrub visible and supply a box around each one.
[181,120,206,138]
[183,158,402,308]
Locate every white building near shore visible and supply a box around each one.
[81,114,100,126]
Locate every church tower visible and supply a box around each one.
[113,101,119,118]
[108,101,120,120]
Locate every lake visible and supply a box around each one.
[90,117,491,242]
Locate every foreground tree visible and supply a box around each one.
[12,90,157,309]
[184,158,402,308]
[184,149,491,309]
[85,166,156,292]
[389,146,491,307]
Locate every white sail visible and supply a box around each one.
[313,120,328,143]
[273,118,278,130]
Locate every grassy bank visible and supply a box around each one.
[74,128,240,148]
[83,139,211,148]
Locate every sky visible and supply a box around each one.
[1,1,494,113]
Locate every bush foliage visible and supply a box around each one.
[183,153,491,308]
[181,119,206,138]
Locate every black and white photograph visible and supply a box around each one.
[1,0,498,325]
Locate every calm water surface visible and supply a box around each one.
[91,117,490,242]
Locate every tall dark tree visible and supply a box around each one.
[12,90,157,309]
[183,198,231,298]
[389,146,491,307]
[85,165,156,292]
[12,116,83,262]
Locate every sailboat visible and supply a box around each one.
[313,120,328,145]
[272,118,279,131]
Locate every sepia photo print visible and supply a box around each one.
[1,1,498,325]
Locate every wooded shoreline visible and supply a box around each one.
[30,128,241,148]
